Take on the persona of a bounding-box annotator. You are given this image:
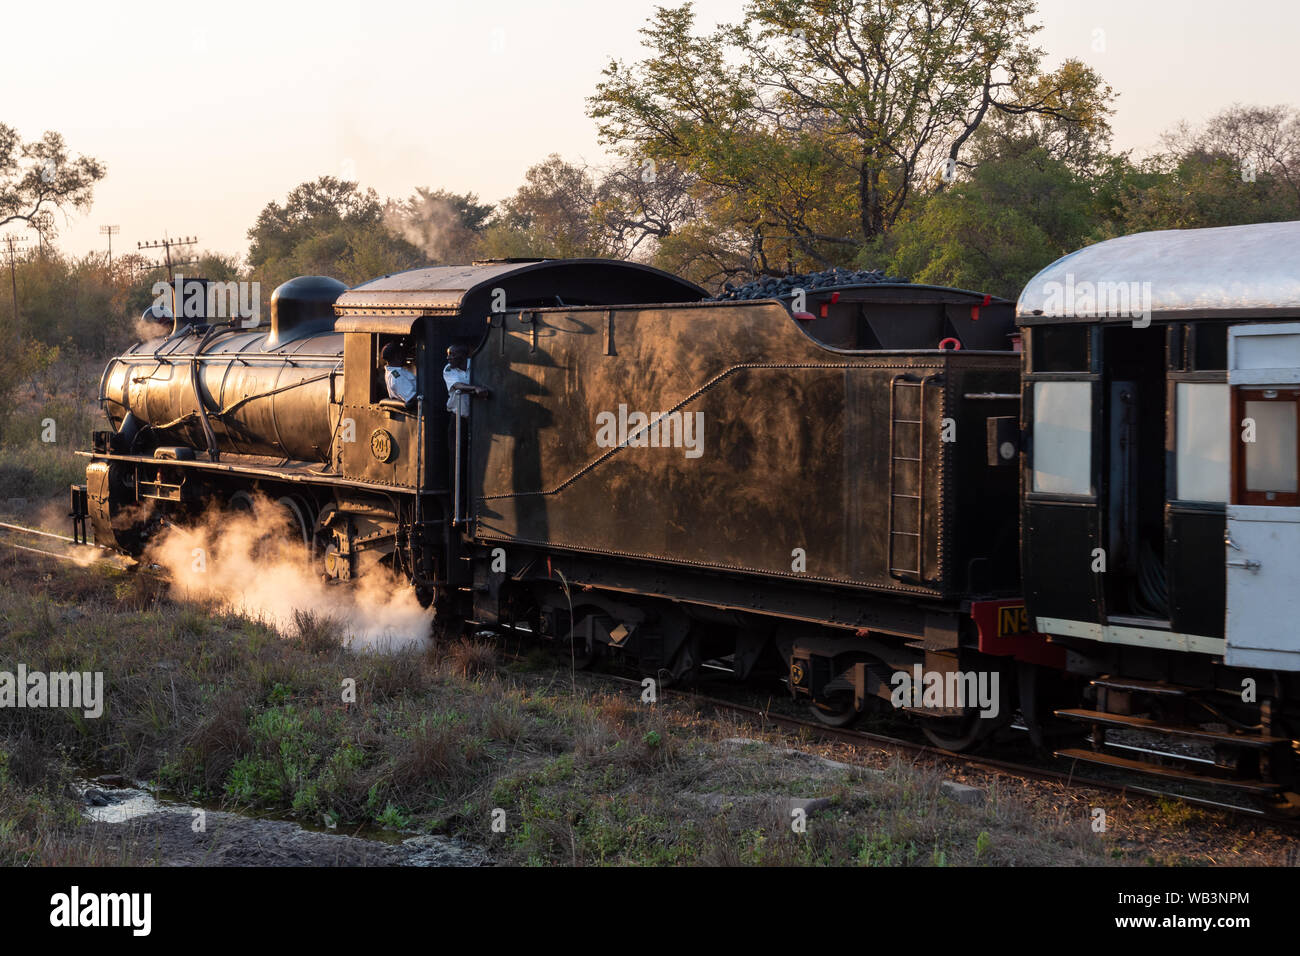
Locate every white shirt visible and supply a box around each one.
[444,362,471,417]
[384,366,417,403]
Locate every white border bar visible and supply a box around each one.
[1036,617,1224,655]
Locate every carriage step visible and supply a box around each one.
[1054,748,1281,794]
[1054,709,1290,749]
[1089,676,1195,697]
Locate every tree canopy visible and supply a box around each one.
[588,0,1114,280]
[247,176,422,289]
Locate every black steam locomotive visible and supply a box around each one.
[74,223,1300,808]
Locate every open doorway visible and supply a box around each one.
[1102,325,1169,621]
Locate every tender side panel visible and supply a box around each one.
[470,302,1017,598]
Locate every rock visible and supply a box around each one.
[94,774,129,788]
[83,789,111,807]
[401,835,489,867]
[940,781,986,806]
[84,808,491,867]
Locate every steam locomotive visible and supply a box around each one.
[74,223,1300,808]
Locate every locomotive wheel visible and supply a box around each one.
[274,495,313,551]
[226,491,314,561]
[808,694,860,728]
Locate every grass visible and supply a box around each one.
[0,537,1281,867]
[0,441,84,502]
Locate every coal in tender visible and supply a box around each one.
[712,267,907,301]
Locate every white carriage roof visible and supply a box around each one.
[1017,220,1300,324]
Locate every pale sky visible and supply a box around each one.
[8,0,1300,263]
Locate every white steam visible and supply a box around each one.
[145,496,432,651]
[384,193,472,264]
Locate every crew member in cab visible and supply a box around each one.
[444,344,490,460]
[382,342,418,408]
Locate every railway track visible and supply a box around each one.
[607,672,1300,824]
[2,519,1295,827]
[0,520,110,563]
[491,638,1300,826]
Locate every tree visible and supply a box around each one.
[1162,104,1300,205]
[0,124,106,232]
[883,143,1095,298]
[247,177,421,289]
[474,155,615,260]
[1093,106,1300,237]
[592,157,704,260]
[589,1,1114,272]
[1114,150,1300,234]
[494,154,609,257]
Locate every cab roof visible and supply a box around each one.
[333,258,706,333]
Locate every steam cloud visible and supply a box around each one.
[384,193,470,264]
[144,496,432,651]
[132,315,170,344]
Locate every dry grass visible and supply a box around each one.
[0,542,1294,866]
[439,637,498,680]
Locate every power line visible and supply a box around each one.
[99,224,120,271]
[137,234,198,273]
[2,233,29,324]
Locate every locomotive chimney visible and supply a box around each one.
[268,275,347,346]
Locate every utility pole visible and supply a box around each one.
[100,224,120,271]
[29,212,54,255]
[138,234,199,317]
[137,234,198,275]
[2,233,28,325]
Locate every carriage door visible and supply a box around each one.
[1225,322,1300,671]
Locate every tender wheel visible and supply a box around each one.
[808,694,860,728]
[920,712,992,751]
[568,628,602,671]
[559,608,602,670]
[919,704,1013,751]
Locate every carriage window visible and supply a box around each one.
[1032,381,1092,495]
[1240,394,1299,503]
[1175,383,1229,502]
[1031,326,1090,372]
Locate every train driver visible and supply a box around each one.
[382,342,418,409]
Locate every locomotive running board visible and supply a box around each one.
[1054,747,1281,794]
